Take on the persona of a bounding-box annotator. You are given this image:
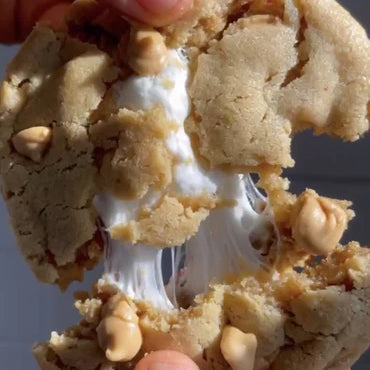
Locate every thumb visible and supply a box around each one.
[134,350,200,370]
[101,0,193,27]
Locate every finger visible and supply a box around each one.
[0,0,71,43]
[134,350,200,370]
[38,2,71,32]
[17,0,71,39]
[100,0,193,27]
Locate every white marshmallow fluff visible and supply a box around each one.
[94,49,278,309]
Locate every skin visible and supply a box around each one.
[0,2,197,369]
[102,0,193,27]
[0,0,193,43]
[135,351,200,370]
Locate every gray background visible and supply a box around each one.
[0,1,369,369]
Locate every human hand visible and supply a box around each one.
[102,0,193,27]
[0,0,71,43]
[0,0,193,43]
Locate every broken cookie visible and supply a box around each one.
[0,0,369,369]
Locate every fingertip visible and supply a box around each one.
[134,350,199,370]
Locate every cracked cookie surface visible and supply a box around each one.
[33,242,370,370]
[186,0,370,169]
[1,0,368,288]
[0,27,116,287]
[0,0,369,368]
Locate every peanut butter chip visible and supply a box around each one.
[11,126,52,162]
[127,28,169,76]
[291,190,348,256]
[220,326,257,370]
[96,295,142,362]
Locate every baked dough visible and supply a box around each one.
[33,241,370,370]
[1,0,368,287]
[0,0,369,369]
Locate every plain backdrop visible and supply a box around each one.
[0,1,369,369]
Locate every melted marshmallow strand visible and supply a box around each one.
[94,50,278,310]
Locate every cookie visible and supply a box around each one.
[0,27,117,287]
[0,0,369,369]
[186,0,370,169]
[33,241,370,370]
[1,0,368,288]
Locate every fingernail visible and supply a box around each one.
[136,0,179,14]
